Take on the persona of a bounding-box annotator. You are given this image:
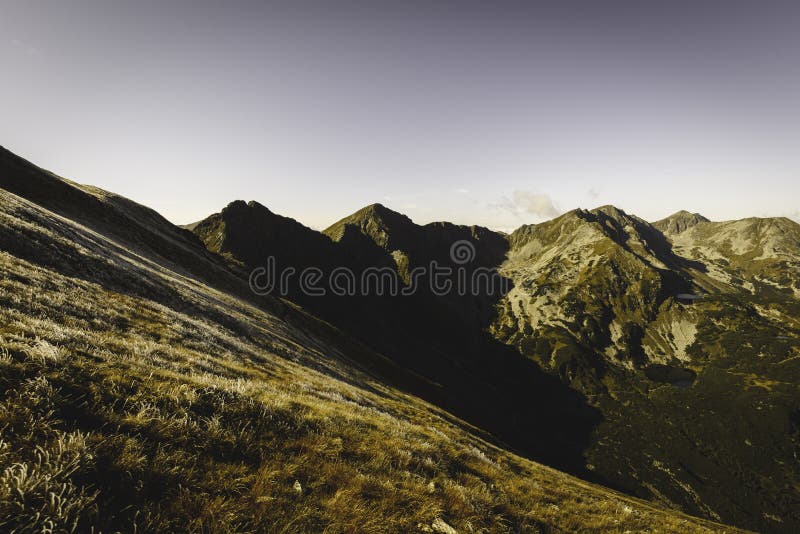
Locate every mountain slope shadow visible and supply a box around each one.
[192,200,603,475]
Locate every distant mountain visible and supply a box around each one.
[494,205,800,531]
[324,202,508,274]
[669,216,800,295]
[324,202,416,249]
[654,210,711,235]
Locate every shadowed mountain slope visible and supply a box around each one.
[191,200,338,265]
[325,202,508,270]
[192,200,603,477]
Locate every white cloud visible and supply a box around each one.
[511,190,560,218]
[488,190,561,222]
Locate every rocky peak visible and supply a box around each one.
[590,205,630,221]
[324,203,416,247]
[653,210,709,235]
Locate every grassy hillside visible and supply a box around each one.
[0,155,743,532]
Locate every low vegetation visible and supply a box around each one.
[0,189,740,532]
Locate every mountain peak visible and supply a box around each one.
[355,202,412,223]
[669,209,708,220]
[590,205,630,220]
[324,202,415,245]
[362,202,389,212]
[221,199,272,215]
[223,199,248,212]
[653,210,709,235]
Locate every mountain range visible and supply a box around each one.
[2,144,798,532]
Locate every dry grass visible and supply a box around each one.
[0,191,744,533]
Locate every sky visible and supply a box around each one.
[1,1,799,231]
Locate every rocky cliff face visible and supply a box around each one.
[491,207,800,531]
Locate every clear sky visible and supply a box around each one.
[2,1,799,231]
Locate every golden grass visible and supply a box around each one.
[0,193,745,533]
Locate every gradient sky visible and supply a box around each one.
[2,1,799,231]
